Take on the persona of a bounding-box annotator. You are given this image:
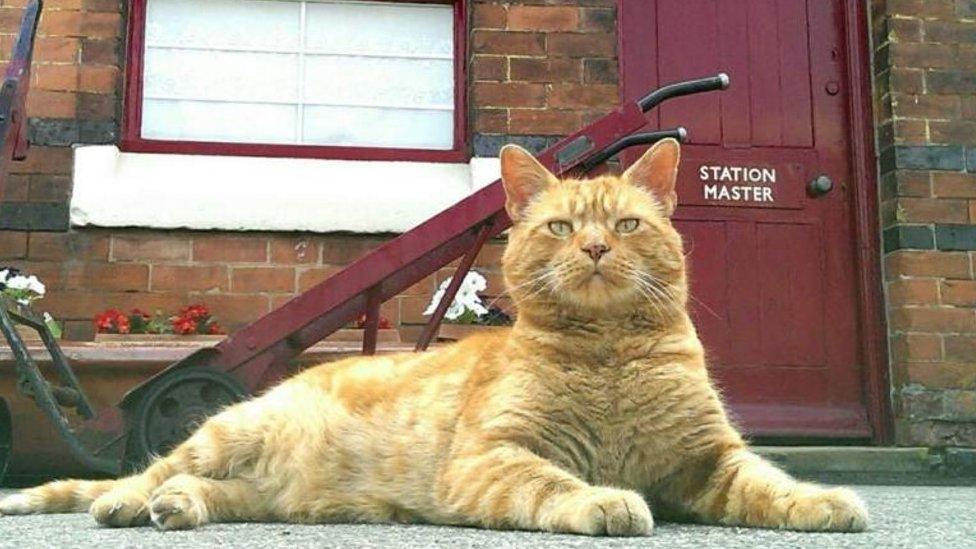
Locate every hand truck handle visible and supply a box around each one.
[637,73,730,112]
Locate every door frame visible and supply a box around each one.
[617,0,893,443]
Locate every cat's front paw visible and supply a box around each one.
[786,487,868,532]
[148,475,209,530]
[554,487,653,536]
[90,489,150,527]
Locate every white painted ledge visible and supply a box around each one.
[70,146,501,233]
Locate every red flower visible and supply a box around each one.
[207,322,223,335]
[94,309,127,333]
[115,315,131,334]
[172,317,197,335]
[130,308,150,319]
[180,304,209,320]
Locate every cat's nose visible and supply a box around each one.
[582,243,610,261]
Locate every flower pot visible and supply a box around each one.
[436,324,510,342]
[93,328,401,345]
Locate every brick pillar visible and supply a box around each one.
[873,0,976,446]
[469,0,619,156]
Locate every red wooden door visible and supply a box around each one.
[621,0,871,437]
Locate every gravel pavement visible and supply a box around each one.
[0,485,973,548]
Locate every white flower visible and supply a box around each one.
[423,271,490,320]
[0,269,9,281]
[4,275,30,290]
[26,275,45,295]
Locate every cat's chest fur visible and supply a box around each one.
[513,355,703,488]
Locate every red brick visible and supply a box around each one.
[297,266,341,292]
[80,38,117,64]
[78,65,118,93]
[889,42,955,69]
[0,231,28,259]
[151,265,228,292]
[35,64,79,92]
[889,17,922,42]
[112,233,191,262]
[82,262,149,292]
[319,237,384,264]
[580,8,615,33]
[472,3,506,29]
[35,36,79,62]
[930,120,976,145]
[889,307,976,333]
[472,55,507,81]
[192,236,267,263]
[925,20,976,43]
[888,278,940,306]
[28,175,71,202]
[890,68,925,94]
[0,8,25,33]
[270,237,319,264]
[472,30,546,55]
[547,32,616,57]
[77,91,114,119]
[583,58,618,84]
[473,81,546,108]
[890,333,943,362]
[933,173,976,198]
[945,335,976,361]
[508,6,579,32]
[890,93,960,119]
[474,108,508,133]
[548,83,617,108]
[2,175,28,202]
[402,274,437,297]
[897,197,970,223]
[970,200,976,223]
[509,57,579,82]
[9,146,72,174]
[886,251,972,279]
[27,90,76,118]
[231,267,295,293]
[509,108,581,135]
[474,242,507,269]
[184,294,270,327]
[942,280,976,306]
[905,362,976,390]
[893,170,932,197]
[28,231,109,261]
[45,0,84,9]
[83,0,122,13]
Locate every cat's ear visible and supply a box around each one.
[622,138,680,216]
[500,144,558,222]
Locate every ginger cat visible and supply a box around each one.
[0,140,867,535]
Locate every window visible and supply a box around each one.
[122,0,466,161]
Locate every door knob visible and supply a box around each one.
[808,175,833,197]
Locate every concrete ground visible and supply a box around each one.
[0,485,974,548]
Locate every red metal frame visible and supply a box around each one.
[120,0,468,163]
[0,0,40,202]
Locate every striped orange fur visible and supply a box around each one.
[0,140,867,534]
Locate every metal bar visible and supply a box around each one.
[361,288,381,355]
[38,318,95,418]
[0,0,41,199]
[0,305,116,474]
[637,72,729,112]
[576,127,688,174]
[415,222,494,351]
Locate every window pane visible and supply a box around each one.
[143,99,297,144]
[144,49,299,104]
[305,2,453,56]
[146,0,301,50]
[140,0,457,152]
[304,55,453,109]
[303,106,453,149]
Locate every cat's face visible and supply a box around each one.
[500,140,686,314]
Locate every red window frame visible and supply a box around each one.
[121,0,468,162]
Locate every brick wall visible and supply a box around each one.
[470,0,618,155]
[873,0,976,446]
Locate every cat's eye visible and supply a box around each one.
[616,218,640,233]
[548,221,573,236]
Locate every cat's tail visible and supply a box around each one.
[0,478,120,514]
